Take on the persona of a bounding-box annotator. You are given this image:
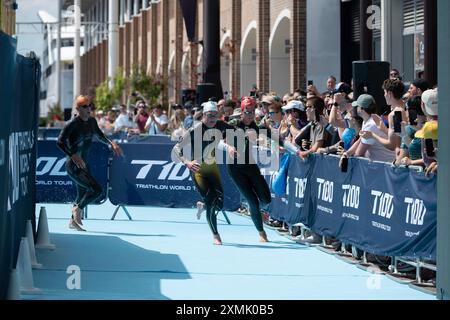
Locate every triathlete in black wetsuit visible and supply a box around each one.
[172,101,235,245]
[57,95,123,231]
[226,97,302,242]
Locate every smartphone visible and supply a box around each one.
[393,111,402,133]
[425,139,435,157]
[408,109,418,126]
[308,80,314,86]
[341,157,349,173]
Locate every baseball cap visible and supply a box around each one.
[421,89,438,116]
[261,95,275,105]
[352,94,376,110]
[241,96,256,110]
[229,108,242,119]
[282,100,305,112]
[202,101,218,113]
[334,82,353,95]
[415,121,438,140]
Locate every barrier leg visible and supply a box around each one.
[83,206,88,219]
[221,210,231,225]
[111,205,133,220]
[416,258,422,284]
[122,206,133,220]
[111,206,120,220]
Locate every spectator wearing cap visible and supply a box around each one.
[400,88,438,173]
[282,100,308,142]
[114,104,139,133]
[343,94,395,163]
[257,95,276,125]
[228,108,242,121]
[135,101,150,133]
[145,104,169,135]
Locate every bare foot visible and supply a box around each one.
[196,202,204,220]
[69,218,86,232]
[72,206,83,225]
[259,231,269,243]
[213,234,222,245]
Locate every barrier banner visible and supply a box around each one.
[0,31,17,300]
[109,143,241,210]
[285,155,314,225]
[309,155,437,259]
[36,140,110,204]
[261,167,288,222]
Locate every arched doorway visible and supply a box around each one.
[269,10,291,96]
[220,32,232,97]
[240,21,257,97]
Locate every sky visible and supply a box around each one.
[15,0,58,57]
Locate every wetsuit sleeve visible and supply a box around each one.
[57,121,76,157]
[172,128,193,164]
[92,118,113,146]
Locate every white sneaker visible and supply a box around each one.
[196,202,204,220]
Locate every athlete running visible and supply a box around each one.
[57,95,123,231]
[172,101,235,245]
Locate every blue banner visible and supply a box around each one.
[36,140,110,204]
[109,143,241,210]
[268,154,437,260]
[0,31,18,300]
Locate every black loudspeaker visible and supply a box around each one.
[197,83,218,105]
[352,61,390,114]
[181,88,197,106]
[64,108,73,121]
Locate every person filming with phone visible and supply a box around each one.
[339,94,395,169]
[399,88,439,176]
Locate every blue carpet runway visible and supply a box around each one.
[25,201,434,300]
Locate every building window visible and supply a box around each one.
[403,0,424,81]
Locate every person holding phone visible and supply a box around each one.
[340,94,395,166]
[400,89,438,172]
[359,79,408,153]
[394,96,426,166]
